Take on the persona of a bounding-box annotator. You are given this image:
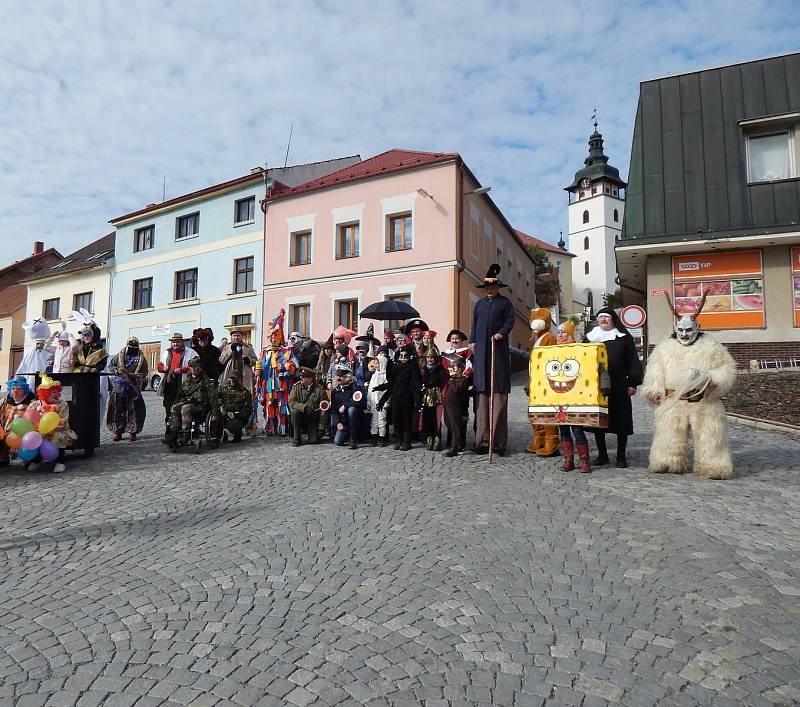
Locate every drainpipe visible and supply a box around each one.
[259,168,271,350]
[106,266,114,349]
[455,163,465,329]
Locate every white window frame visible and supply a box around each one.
[286,213,316,267]
[745,128,796,183]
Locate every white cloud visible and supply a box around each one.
[0,0,796,261]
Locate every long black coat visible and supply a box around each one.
[597,334,644,435]
[470,294,515,394]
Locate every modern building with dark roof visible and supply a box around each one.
[616,51,800,365]
[22,232,116,345]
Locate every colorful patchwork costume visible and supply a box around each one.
[255,309,298,435]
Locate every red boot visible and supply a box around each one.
[577,443,592,473]
[560,439,574,471]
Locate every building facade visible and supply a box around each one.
[566,129,626,314]
[23,233,115,344]
[617,51,800,365]
[262,149,542,350]
[108,158,360,366]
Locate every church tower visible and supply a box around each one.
[565,123,626,315]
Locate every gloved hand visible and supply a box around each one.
[243,357,251,366]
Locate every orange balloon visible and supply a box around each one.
[5,432,22,450]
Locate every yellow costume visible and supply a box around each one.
[527,308,560,456]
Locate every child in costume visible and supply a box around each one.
[442,356,471,457]
[1,379,36,466]
[376,347,421,450]
[366,353,389,446]
[28,374,77,473]
[420,349,447,451]
[255,309,298,436]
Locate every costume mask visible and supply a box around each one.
[11,388,27,403]
[675,316,701,346]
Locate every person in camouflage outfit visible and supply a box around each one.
[216,370,253,442]
[288,367,328,446]
[167,356,218,442]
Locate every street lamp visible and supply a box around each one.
[464,186,491,196]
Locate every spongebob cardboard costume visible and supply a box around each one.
[527,308,560,456]
[528,343,610,428]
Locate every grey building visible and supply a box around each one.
[616,51,800,365]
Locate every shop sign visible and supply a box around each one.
[671,250,764,329]
[649,289,666,297]
[792,247,800,328]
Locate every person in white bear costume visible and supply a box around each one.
[640,292,737,479]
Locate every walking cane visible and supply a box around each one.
[488,337,496,463]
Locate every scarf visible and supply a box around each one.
[586,327,626,343]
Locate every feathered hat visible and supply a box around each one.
[266,309,286,346]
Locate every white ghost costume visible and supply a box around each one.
[16,318,54,387]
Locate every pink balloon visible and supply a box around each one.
[24,408,42,426]
[21,431,43,451]
[39,439,59,462]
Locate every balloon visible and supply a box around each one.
[5,432,22,450]
[17,448,38,462]
[10,418,34,437]
[39,440,59,462]
[38,412,61,435]
[21,431,43,451]
[24,408,42,426]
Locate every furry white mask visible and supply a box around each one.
[675,315,700,346]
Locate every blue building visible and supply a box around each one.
[108,157,359,370]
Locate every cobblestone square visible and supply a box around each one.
[1,383,798,706]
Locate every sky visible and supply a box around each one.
[0,0,798,263]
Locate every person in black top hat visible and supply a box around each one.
[402,318,428,360]
[584,306,644,467]
[470,264,515,456]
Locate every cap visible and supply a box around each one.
[299,366,315,377]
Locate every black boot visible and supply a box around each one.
[393,434,402,450]
[379,434,388,447]
[616,434,629,468]
[594,432,609,466]
[370,434,378,447]
[399,432,411,451]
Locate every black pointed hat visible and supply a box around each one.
[477,263,508,288]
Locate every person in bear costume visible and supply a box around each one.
[526,307,560,457]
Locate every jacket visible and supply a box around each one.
[217,384,253,418]
[158,346,198,395]
[288,381,327,414]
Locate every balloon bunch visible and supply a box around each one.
[4,408,61,462]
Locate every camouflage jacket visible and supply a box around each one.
[217,384,253,417]
[175,374,217,408]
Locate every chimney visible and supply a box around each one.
[33,241,44,255]
[250,167,264,174]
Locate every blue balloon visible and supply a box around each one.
[17,448,39,462]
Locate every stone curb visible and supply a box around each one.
[728,412,800,438]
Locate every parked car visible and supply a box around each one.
[148,371,162,394]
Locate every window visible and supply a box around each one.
[175,268,198,300]
[291,231,311,266]
[747,131,795,182]
[496,247,502,263]
[582,210,589,224]
[335,298,358,331]
[579,191,585,199]
[73,292,92,312]
[584,262,590,275]
[584,236,589,250]
[289,304,310,337]
[134,225,154,252]
[613,209,619,222]
[43,298,59,320]
[336,223,359,258]
[507,259,513,292]
[591,187,597,195]
[232,313,252,326]
[385,293,411,333]
[234,256,254,293]
[235,196,255,224]
[0,328,4,351]
[132,278,153,310]
[387,213,413,251]
[176,212,199,240]
[604,185,610,194]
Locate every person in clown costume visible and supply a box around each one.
[1,379,36,466]
[26,374,77,472]
[255,309,299,436]
[526,307,560,457]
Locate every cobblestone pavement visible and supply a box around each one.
[1,380,799,706]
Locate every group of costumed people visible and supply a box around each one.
[526,280,736,479]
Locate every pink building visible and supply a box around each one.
[262,149,541,349]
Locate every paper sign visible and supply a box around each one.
[60,386,73,403]
[649,289,666,296]
[152,324,171,337]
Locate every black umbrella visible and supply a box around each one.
[359,300,420,321]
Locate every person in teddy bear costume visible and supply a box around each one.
[526,307,560,457]
[640,292,737,479]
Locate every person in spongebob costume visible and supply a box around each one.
[526,307,560,457]
[640,292,737,479]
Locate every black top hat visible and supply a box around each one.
[476,263,508,288]
[446,328,468,341]
[403,318,429,335]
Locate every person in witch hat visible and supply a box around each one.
[470,264,515,456]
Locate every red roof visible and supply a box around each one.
[0,283,27,317]
[268,149,459,201]
[514,229,575,258]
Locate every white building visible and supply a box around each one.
[565,128,626,314]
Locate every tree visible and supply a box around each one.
[525,244,561,308]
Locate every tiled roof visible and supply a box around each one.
[514,229,575,258]
[24,232,116,283]
[0,283,27,316]
[268,149,460,201]
[0,247,62,287]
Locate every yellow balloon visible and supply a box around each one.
[38,411,61,435]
